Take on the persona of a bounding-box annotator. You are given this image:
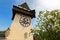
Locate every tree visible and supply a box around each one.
[0,31,5,37]
[31,10,60,40]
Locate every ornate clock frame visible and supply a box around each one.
[19,15,31,27]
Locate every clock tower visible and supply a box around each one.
[6,2,35,40]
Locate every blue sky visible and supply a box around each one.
[0,0,60,31]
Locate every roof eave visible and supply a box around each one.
[12,5,35,20]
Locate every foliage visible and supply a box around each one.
[31,10,60,40]
[0,31,5,37]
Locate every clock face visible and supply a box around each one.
[19,15,31,27]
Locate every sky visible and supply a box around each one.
[0,0,60,31]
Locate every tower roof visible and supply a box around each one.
[12,2,35,20]
[18,2,30,10]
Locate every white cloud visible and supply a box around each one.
[40,0,60,10]
[26,0,60,16]
[17,0,60,12]
[35,0,60,10]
